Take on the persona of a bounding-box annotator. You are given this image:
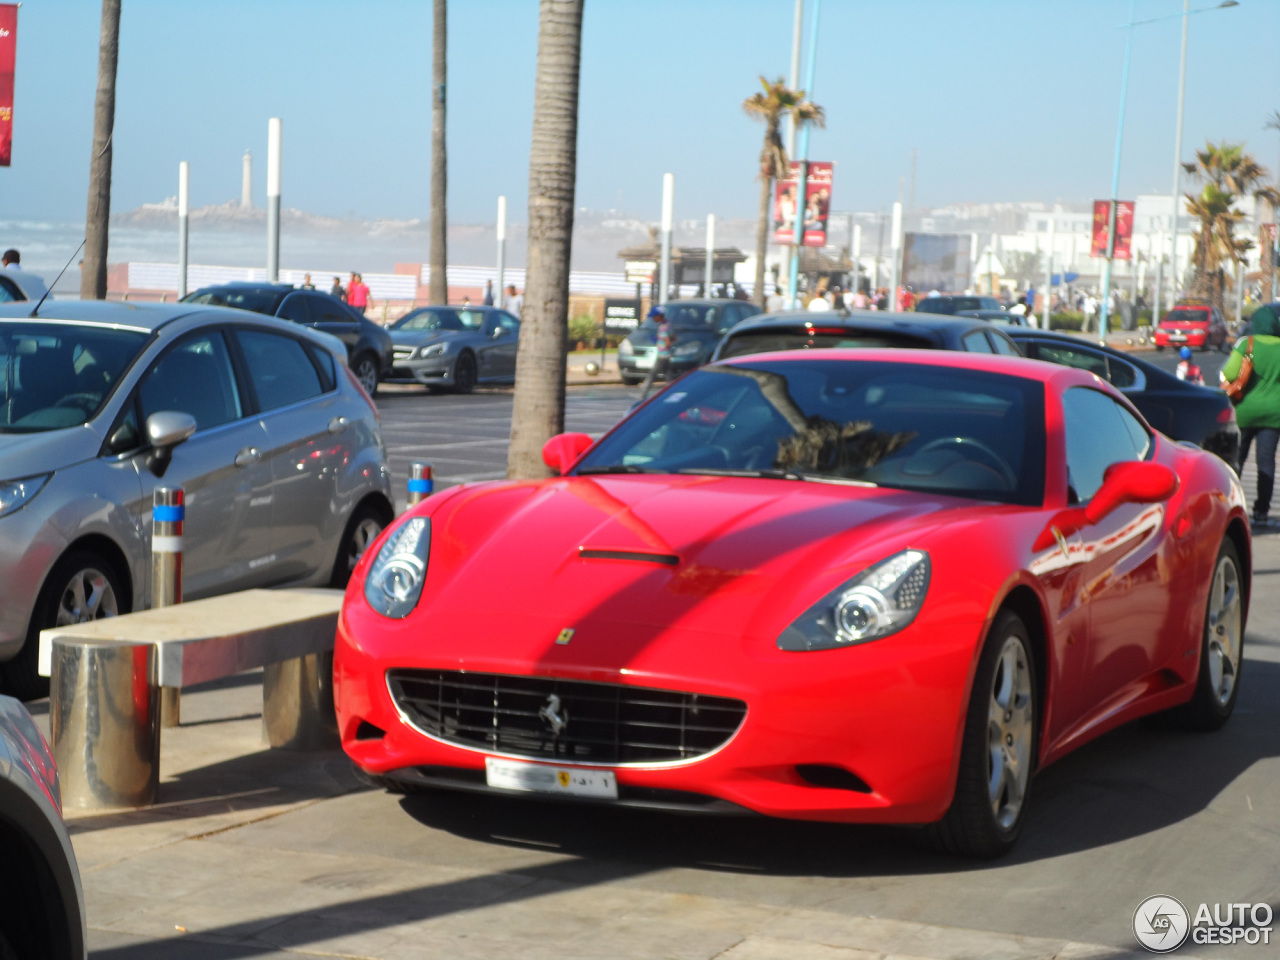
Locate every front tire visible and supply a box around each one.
[620,374,644,386]
[1173,538,1245,731]
[3,549,127,701]
[926,610,1037,858]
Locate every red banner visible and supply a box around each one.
[0,4,15,167]
[1090,199,1135,260]
[772,161,834,247]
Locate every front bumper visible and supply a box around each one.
[334,600,985,825]
[386,353,454,385]
[617,351,700,380]
[1155,328,1207,347]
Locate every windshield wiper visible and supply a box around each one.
[676,467,808,481]
[576,464,664,475]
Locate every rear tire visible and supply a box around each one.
[3,549,128,701]
[452,352,477,394]
[352,353,380,398]
[330,501,393,589]
[925,610,1037,859]
[621,374,643,386]
[1173,538,1245,731]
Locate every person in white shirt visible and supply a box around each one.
[807,291,832,311]
[503,284,523,318]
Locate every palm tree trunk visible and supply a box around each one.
[80,0,120,300]
[506,0,583,480]
[754,172,771,308]
[428,0,448,304]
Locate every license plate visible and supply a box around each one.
[485,757,618,799]
[1169,333,1187,341]
[634,355,655,370]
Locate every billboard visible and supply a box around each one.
[772,161,833,247]
[0,4,15,167]
[902,233,972,294]
[1090,200,1135,260]
[603,298,642,335]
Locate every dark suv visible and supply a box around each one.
[617,299,760,385]
[181,283,394,394]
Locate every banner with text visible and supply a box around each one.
[0,4,15,167]
[1090,200,1135,260]
[772,161,834,247]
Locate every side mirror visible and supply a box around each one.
[145,411,197,478]
[541,432,594,475]
[1084,460,1179,526]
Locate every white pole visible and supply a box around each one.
[969,232,978,291]
[852,222,862,294]
[241,150,252,209]
[266,118,282,283]
[177,161,189,299]
[704,213,716,296]
[1167,0,1189,313]
[786,0,803,158]
[658,172,674,305]
[495,194,507,310]
[889,201,903,309]
[1152,227,1164,327]
[1043,213,1054,328]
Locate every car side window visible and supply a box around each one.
[1034,343,1108,379]
[278,294,313,324]
[1107,357,1138,389]
[306,344,337,392]
[0,276,21,302]
[715,305,739,333]
[1061,387,1148,504]
[962,330,993,353]
[308,295,355,325]
[139,331,243,432]
[989,332,1018,356]
[236,329,325,412]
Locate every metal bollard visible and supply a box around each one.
[152,487,184,727]
[262,651,339,750]
[407,461,433,507]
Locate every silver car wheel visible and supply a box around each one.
[354,356,378,396]
[986,635,1033,832]
[346,518,384,574]
[55,567,119,626]
[1205,553,1242,706]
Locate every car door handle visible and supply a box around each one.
[328,416,348,434]
[235,447,262,467]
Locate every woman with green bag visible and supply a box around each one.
[1221,303,1280,527]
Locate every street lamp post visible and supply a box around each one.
[786,0,821,307]
[1096,0,1138,347]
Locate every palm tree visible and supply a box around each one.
[506,0,583,480]
[1264,110,1280,294]
[1182,141,1280,312]
[428,0,448,304]
[81,0,121,300]
[742,77,824,308]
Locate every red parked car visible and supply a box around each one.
[1154,301,1229,352]
[335,350,1250,858]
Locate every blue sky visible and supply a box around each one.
[1,0,1277,224]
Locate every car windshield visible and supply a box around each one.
[0,323,148,433]
[182,288,286,315]
[575,360,1045,505]
[718,328,933,359]
[1167,310,1209,324]
[393,309,465,332]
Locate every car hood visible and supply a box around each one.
[0,425,102,479]
[409,475,977,660]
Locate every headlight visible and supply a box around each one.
[777,549,930,651]
[363,517,431,618]
[417,343,448,358]
[672,340,701,358]
[618,338,634,356]
[0,474,50,518]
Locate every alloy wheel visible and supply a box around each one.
[354,357,378,396]
[1205,554,1242,707]
[986,635,1033,831]
[346,518,384,574]
[55,567,119,626]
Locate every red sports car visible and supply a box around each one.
[335,350,1250,858]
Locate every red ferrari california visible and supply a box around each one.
[335,350,1250,857]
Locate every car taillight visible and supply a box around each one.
[345,364,380,421]
[1218,405,1235,424]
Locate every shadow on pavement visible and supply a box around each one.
[391,655,1280,877]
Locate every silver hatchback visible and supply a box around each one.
[0,300,394,699]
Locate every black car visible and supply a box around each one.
[181,283,394,395]
[618,299,761,385]
[914,294,1005,316]
[1006,328,1239,463]
[711,309,1021,361]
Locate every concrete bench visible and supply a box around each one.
[37,588,343,811]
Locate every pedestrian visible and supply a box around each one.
[2,249,19,268]
[330,276,346,300]
[638,304,675,401]
[504,284,524,318]
[1222,303,1280,527]
[1175,346,1204,385]
[301,273,316,290]
[483,280,495,306]
[851,288,869,310]
[807,289,832,311]
[346,272,371,314]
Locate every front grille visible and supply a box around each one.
[387,669,746,765]
[393,348,416,360]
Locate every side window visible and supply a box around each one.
[308,295,354,324]
[306,344,337,392]
[1061,387,1148,503]
[236,329,324,411]
[1035,343,1108,379]
[715,305,739,332]
[0,276,21,302]
[962,330,993,353]
[496,311,520,336]
[990,332,1018,356]
[277,294,313,324]
[1107,357,1138,389]
[139,332,243,432]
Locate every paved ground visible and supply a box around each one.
[31,357,1280,959]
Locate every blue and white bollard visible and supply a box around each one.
[407,462,433,507]
[152,487,184,727]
